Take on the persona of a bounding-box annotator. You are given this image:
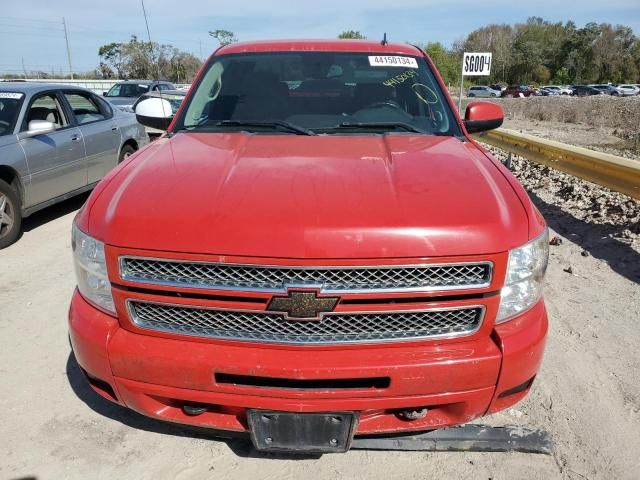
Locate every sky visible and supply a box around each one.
[1,0,639,76]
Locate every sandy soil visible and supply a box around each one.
[1,181,639,479]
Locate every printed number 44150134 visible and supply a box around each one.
[369,56,419,69]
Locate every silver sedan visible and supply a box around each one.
[467,86,501,98]
[0,83,148,248]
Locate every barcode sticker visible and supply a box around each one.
[369,56,419,68]
[0,92,24,99]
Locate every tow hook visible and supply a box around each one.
[397,408,428,420]
[183,404,208,416]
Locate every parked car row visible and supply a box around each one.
[0,78,191,248]
[467,83,640,98]
[0,82,152,248]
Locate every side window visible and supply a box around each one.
[95,96,114,119]
[23,93,68,131]
[158,83,171,91]
[63,92,107,125]
[106,84,121,97]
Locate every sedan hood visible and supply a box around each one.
[89,132,528,258]
[105,97,136,107]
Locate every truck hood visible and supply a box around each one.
[89,132,528,258]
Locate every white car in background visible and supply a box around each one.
[541,85,572,95]
[467,86,501,98]
[616,85,640,96]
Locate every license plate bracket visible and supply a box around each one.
[247,410,357,453]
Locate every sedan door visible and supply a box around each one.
[19,91,87,207]
[62,91,120,183]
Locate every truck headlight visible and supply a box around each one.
[497,228,549,323]
[72,223,115,315]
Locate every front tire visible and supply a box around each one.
[118,144,136,163]
[0,179,22,249]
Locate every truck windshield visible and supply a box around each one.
[177,52,460,135]
[0,93,24,137]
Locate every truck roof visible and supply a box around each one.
[217,39,421,56]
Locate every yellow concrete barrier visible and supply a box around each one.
[473,128,640,200]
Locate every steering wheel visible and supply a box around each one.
[364,100,404,111]
[0,120,10,132]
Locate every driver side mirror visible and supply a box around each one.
[18,120,56,139]
[464,102,503,134]
[135,97,174,131]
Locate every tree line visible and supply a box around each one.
[426,17,640,86]
[97,36,201,83]
[91,18,639,85]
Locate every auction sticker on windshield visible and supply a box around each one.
[369,56,418,68]
[0,92,24,99]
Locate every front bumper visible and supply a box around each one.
[69,290,547,435]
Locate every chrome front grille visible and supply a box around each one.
[127,301,484,344]
[119,257,492,293]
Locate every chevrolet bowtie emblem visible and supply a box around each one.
[267,291,339,320]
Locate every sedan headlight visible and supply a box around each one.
[72,223,115,315]
[497,228,549,323]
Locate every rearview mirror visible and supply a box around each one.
[135,97,174,131]
[464,101,503,134]
[19,120,56,139]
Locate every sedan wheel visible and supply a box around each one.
[0,180,22,249]
[118,144,137,163]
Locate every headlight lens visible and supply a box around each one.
[72,224,115,314]
[497,228,549,323]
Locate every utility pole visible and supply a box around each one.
[62,17,74,79]
[199,39,203,60]
[21,57,27,79]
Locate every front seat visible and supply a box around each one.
[27,106,61,128]
[231,72,289,121]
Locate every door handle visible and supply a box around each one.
[111,125,119,131]
[70,134,80,142]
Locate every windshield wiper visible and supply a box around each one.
[216,120,316,136]
[334,122,426,134]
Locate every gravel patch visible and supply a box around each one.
[483,143,640,252]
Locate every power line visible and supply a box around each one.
[0,16,60,24]
[0,23,64,32]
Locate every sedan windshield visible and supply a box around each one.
[106,83,150,97]
[0,92,24,137]
[177,52,460,135]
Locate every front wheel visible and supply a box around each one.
[0,179,22,249]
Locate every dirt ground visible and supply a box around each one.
[501,118,639,161]
[459,96,640,159]
[1,169,639,479]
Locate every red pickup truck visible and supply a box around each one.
[69,40,549,453]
